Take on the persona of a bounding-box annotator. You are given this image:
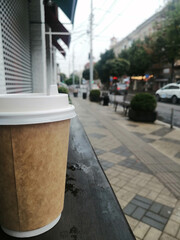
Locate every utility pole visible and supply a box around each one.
[72,48,75,86]
[89,0,93,91]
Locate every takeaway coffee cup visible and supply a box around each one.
[0,89,76,238]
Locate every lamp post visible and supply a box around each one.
[89,0,93,91]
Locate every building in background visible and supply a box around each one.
[111,11,161,57]
[110,6,180,90]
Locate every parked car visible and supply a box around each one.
[109,83,128,95]
[155,83,180,104]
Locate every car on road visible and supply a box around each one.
[109,83,128,95]
[155,83,180,104]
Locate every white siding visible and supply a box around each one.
[29,0,47,93]
[0,24,5,94]
[0,0,32,93]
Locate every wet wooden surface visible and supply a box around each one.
[0,117,135,240]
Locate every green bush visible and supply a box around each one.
[58,86,68,94]
[130,93,157,112]
[89,89,100,102]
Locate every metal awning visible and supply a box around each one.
[45,6,71,47]
[52,38,66,57]
[53,0,78,24]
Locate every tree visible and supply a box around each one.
[65,74,80,85]
[119,40,152,76]
[105,58,130,77]
[95,49,115,86]
[152,0,180,81]
[82,68,98,80]
[60,73,67,82]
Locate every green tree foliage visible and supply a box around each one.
[65,74,80,85]
[105,58,130,77]
[82,68,98,80]
[60,73,67,82]
[152,0,180,81]
[119,41,152,76]
[95,49,115,85]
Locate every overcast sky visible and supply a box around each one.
[57,0,167,77]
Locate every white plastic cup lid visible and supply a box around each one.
[0,93,76,125]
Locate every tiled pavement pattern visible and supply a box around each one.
[124,195,173,231]
[72,96,180,240]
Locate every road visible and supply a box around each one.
[157,102,180,127]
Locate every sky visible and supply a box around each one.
[57,0,167,77]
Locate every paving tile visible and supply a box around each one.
[135,195,153,205]
[133,132,145,137]
[118,158,151,174]
[151,128,173,137]
[100,160,114,170]
[160,233,178,240]
[142,137,156,143]
[160,206,173,218]
[175,152,180,159]
[145,211,168,224]
[132,207,146,220]
[170,214,180,224]
[123,194,174,231]
[94,148,106,156]
[125,215,139,230]
[114,179,127,188]
[131,199,150,210]
[89,133,106,139]
[111,185,119,193]
[163,138,180,145]
[144,227,162,240]
[164,220,179,237]
[150,202,163,213]
[156,196,176,208]
[118,199,128,208]
[142,216,164,231]
[177,229,180,240]
[109,177,120,185]
[134,222,150,239]
[111,145,132,157]
[124,203,137,215]
[138,189,150,197]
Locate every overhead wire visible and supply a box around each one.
[96,0,135,36]
[94,0,119,28]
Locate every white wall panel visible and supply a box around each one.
[0,0,32,93]
[0,24,6,94]
[29,0,47,93]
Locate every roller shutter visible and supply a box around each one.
[0,0,32,93]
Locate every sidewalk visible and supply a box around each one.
[72,96,180,240]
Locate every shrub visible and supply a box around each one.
[58,86,68,94]
[130,93,157,112]
[89,89,100,102]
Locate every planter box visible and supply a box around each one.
[128,109,157,123]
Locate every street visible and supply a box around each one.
[157,102,180,128]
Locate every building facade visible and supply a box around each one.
[0,0,77,94]
[112,11,161,57]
